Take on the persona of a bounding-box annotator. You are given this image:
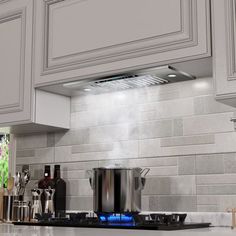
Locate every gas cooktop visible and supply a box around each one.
[13,212,211,231]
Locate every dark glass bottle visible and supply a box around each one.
[53,165,66,217]
[38,165,54,212]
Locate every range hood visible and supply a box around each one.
[62,65,195,94]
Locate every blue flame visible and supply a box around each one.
[98,214,134,223]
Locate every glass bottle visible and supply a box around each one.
[38,165,54,212]
[53,165,66,218]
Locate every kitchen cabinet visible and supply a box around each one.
[0,0,33,125]
[212,0,236,106]
[34,0,211,87]
[0,0,70,132]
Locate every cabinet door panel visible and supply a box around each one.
[0,15,21,109]
[50,0,182,58]
[0,0,33,125]
[212,0,236,104]
[35,0,211,86]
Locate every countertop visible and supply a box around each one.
[1,224,236,236]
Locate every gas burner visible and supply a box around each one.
[97,213,134,223]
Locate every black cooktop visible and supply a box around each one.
[13,212,211,231]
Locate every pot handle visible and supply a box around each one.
[140,168,150,177]
[86,170,94,190]
[138,168,150,190]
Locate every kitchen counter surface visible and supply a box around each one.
[1,224,236,236]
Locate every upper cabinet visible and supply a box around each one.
[34,0,211,87]
[212,0,236,106]
[0,0,70,131]
[0,0,33,125]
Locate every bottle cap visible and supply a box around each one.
[45,165,51,172]
[54,165,60,170]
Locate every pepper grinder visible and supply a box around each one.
[44,188,55,217]
[31,189,43,221]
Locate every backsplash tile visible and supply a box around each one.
[178,156,196,175]
[196,154,224,175]
[149,196,197,212]
[16,77,236,212]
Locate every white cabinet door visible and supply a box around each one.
[212,0,236,106]
[34,0,211,86]
[0,0,33,125]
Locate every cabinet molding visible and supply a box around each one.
[0,0,34,125]
[0,9,26,114]
[226,0,236,79]
[42,0,201,74]
[212,0,236,104]
[35,0,211,86]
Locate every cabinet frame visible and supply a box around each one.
[35,0,211,86]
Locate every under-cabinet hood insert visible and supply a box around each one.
[63,65,195,93]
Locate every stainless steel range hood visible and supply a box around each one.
[62,65,195,94]
[40,57,214,96]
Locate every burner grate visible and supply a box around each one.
[13,212,211,231]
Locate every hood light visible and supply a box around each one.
[167,74,177,78]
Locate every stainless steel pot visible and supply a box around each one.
[87,167,149,213]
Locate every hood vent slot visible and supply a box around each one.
[89,75,168,90]
[63,65,195,94]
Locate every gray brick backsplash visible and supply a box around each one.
[197,174,236,185]
[197,205,218,212]
[15,77,236,212]
[128,157,178,167]
[138,98,194,119]
[161,134,215,147]
[89,124,137,143]
[67,179,92,196]
[67,197,93,211]
[148,166,178,176]
[179,78,213,98]
[143,176,196,195]
[138,120,173,139]
[55,146,72,163]
[197,195,236,212]
[183,112,234,135]
[142,196,150,211]
[72,143,113,153]
[71,111,98,129]
[60,161,99,171]
[197,185,236,195]
[16,148,54,165]
[173,118,183,136]
[47,133,55,147]
[178,156,195,175]
[149,196,197,212]
[197,184,236,195]
[16,149,35,158]
[16,133,47,150]
[61,170,86,179]
[196,154,224,175]
[224,153,236,173]
[139,138,160,157]
[95,106,138,126]
[194,95,234,115]
[55,129,89,146]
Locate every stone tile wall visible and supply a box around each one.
[15,77,236,212]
